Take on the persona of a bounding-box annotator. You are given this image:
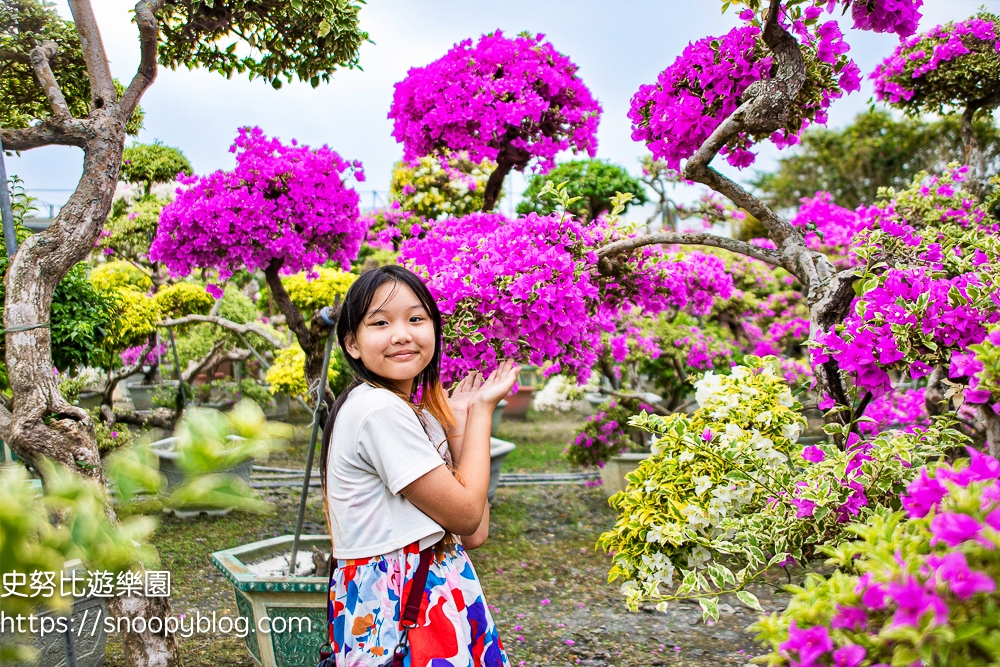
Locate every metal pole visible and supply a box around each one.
[0,138,19,258]
[289,308,338,574]
[62,613,79,667]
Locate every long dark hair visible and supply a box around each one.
[319,265,455,496]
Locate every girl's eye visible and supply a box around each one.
[371,319,388,327]
[410,316,424,323]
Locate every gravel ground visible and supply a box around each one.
[102,483,794,667]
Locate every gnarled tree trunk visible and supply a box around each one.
[0,1,183,665]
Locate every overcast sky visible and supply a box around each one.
[9,0,1000,220]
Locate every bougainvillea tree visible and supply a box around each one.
[389,30,601,211]
[399,197,733,387]
[0,0,367,664]
[151,127,365,393]
[602,0,926,435]
[872,12,1000,171]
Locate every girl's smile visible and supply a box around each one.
[344,280,436,394]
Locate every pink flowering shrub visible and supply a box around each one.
[628,9,861,171]
[566,399,651,469]
[361,202,421,251]
[120,343,166,368]
[389,31,601,173]
[871,12,1000,114]
[815,166,1000,397]
[753,445,1000,666]
[399,210,733,385]
[789,191,867,269]
[150,127,366,280]
[859,386,929,435]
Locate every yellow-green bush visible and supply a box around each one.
[153,282,214,319]
[89,260,152,293]
[100,287,160,353]
[265,343,342,398]
[281,268,356,315]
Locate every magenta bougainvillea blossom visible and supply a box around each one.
[814,166,1000,397]
[389,31,601,173]
[150,127,366,280]
[872,12,1000,108]
[629,11,861,171]
[399,211,733,384]
[846,0,923,36]
[766,447,1000,665]
[859,387,929,435]
[789,191,866,268]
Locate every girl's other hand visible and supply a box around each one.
[470,360,519,409]
[449,370,484,414]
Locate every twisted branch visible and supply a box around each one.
[681,0,823,291]
[0,120,90,151]
[121,0,167,118]
[158,315,286,349]
[597,230,786,271]
[30,41,70,119]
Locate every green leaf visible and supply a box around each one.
[698,597,720,622]
[736,590,764,612]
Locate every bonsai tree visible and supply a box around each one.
[517,159,648,220]
[398,188,734,386]
[389,30,602,211]
[0,0,368,664]
[872,12,1000,179]
[120,140,192,197]
[150,127,366,401]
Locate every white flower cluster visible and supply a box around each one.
[533,374,590,412]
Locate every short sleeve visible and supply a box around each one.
[357,396,446,495]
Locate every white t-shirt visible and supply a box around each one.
[325,383,449,559]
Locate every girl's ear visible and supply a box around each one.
[344,332,362,360]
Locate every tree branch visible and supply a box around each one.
[66,0,116,109]
[596,230,786,270]
[29,41,70,119]
[680,0,825,291]
[120,0,166,118]
[0,120,90,150]
[102,337,158,405]
[158,315,287,349]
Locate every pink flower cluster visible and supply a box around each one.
[150,127,365,280]
[789,191,866,268]
[389,31,601,173]
[628,25,772,171]
[629,12,861,171]
[399,212,733,384]
[872,13,998,104]
[814,169,1000,398]
[815,267,997,395]
[847,0,923,37]
[782,447,1000,666]
[859,387,929,435]
[120,342,166,367]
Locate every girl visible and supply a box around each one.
[320,264,517,667]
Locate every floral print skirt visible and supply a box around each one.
[328,542,508,667]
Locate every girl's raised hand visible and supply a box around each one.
[448,370,484,414]
[470,360,520,409]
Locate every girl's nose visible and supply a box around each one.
[391,324,412,344]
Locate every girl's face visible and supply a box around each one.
[344,281,435,394]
